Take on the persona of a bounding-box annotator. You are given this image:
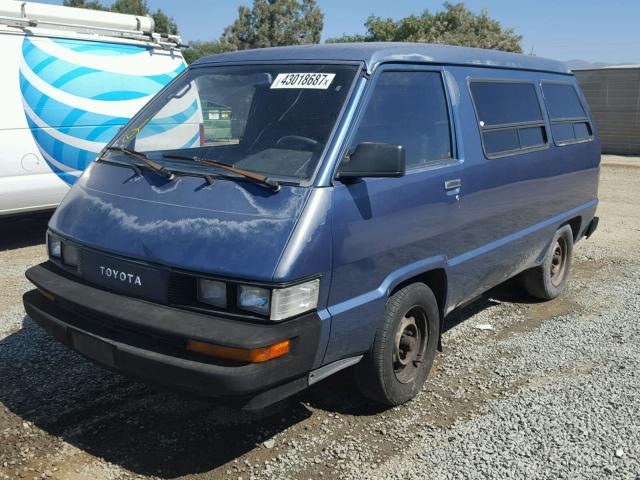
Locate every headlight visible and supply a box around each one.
[271,279,320,321]
[47,232,61,258]
[237,279,320,321]
[197,279,227,308]
[238,285,271,316]
[61,243,80,268]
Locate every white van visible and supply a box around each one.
[0,1,186,216]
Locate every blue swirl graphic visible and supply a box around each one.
[19,36,187,185]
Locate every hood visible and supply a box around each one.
[49,162,310,281]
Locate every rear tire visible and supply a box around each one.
[356,283,439,406]
[522,225,574,300]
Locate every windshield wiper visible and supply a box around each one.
[163,154,281,192]
[170,168,216,186]
[96,157,142,176]
[104,147,174,180]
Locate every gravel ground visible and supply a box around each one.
[1,155,639,480]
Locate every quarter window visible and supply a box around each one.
[349,71,453,169]
[541,83,592,145]
[470,81,548,157]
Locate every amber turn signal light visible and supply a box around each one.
[186,339,290,363]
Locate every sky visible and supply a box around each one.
[31,0,640,64]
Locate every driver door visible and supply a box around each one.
[324,65,466,364]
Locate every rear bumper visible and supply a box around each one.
[23,262,321,409]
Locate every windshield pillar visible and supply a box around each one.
[314,77,368,187]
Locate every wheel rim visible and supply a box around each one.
[550,237,567,286]
[393,306,428,384]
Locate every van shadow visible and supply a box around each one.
[1,279,526,477]
[0,212,52,250]
[442,277,545,333]
[0,316,375,478]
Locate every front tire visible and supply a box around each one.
[523,225,574,300]
[356,283,439,406]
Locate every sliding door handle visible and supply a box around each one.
[444,178,461,190]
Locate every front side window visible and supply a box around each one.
[110,64,359,181]
[470,81,548,157]
[541,83,592,145]
[348,70,453,169]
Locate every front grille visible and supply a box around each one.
[55,242,267,323]
[168,273,197,305]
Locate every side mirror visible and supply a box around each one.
[337,142,406,180]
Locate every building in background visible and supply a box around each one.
[574,66,640,155]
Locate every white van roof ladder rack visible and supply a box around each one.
[0,1,183,48]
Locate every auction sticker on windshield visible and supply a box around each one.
[271,73,336,89]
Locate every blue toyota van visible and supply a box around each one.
[23,43,600,409]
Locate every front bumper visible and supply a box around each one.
[584,216,599,239]
[23,262,321,409]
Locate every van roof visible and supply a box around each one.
[574,64,640,72]
[192,42,570,75]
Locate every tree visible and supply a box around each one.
[326,2,523,53]
[63,0,178,35]
[183,41,233,64]
[110,0,148,16]
[151,9,178,36]
[63,0,108,10]
[221,0,323,51]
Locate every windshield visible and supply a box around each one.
[109,64,359,182]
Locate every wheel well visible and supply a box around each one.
[566,216,582,241]
[390,269,447,321]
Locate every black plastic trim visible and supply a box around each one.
[584,216,599,239]
[45,236,321,322]
[23,263,322,404]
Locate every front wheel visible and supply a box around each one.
[522,225,574,300]
[356,283,439,406]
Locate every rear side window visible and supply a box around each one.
[349,71,453,169]
[470,81,548,158]
[541,83,592,145]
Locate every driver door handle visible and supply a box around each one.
[444,178,461,190]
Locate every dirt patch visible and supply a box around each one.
[1,158,639,480]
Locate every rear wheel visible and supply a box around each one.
[356,283,439,406]
[523,225,574,300]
